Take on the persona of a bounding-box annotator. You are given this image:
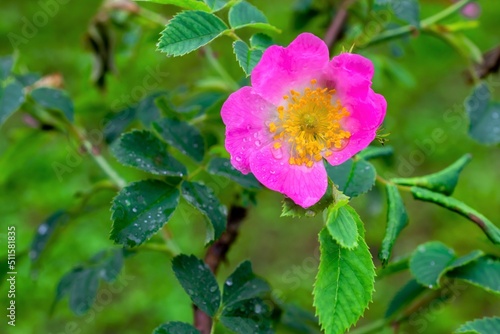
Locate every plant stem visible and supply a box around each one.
[375,174,412,192]
[366,0,473,47]
[324,0,357,48]
[81,140,126,189]
[349,319,387,334]
[138,7,169,26]
[204,46,240,92]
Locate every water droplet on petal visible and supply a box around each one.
[272,147,283,160]
[255,140,261,147]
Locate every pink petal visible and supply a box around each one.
[251,33,330,105]
[249,142,328,208]
[324,130,377,166]
[342,90,387,133]
[329,53,375,100]
[221,86,275,173]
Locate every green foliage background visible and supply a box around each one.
[0,0,499,333]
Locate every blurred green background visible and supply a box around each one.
[0,0,499,333]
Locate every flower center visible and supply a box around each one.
[268,79,351,167]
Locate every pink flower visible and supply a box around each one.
[221,33,386,208]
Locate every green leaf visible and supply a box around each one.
[111,130,186,177]
[281,185,339,218]
[0,80,25,126]
[391,154,472,196]
[89,249,125,283]
[409,241,456,289]
[220,298,273,334]
[157,11,228,57]
[136,91,167,127]
[313,224,375,334]
[376,256,410,279]
[385,279,426,319]
[135,0,211,11]
[67,268,100,315]
[465,83,500,145]
[279,303,320,334]
[104,106,137,143]
[391,0,420,27]
[326,159,376,197]
[411,187,500,245]
[181,181,227,243]
[31,87,74,122]
[222,261,270,307]
[379,184,409,265]
[250,33,274,50]
[203,0,228,11]
[358,145,394,160]
[0,55,14,81]
[172,254,221,316]
[154,322,200,334]
[448,256,500,294]
[325,202,359,249]
[455,317,500,334]
[206,157,261,189]
[110,180,180,247]
[154,118,205,162]
[232,40,263,77]
[228,1,280,33]
[29,211,70,263]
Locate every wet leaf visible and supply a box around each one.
[31,87,74,122]
[154,118,205,162]
[326,159,376,197]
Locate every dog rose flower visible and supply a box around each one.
[221,33,386,208]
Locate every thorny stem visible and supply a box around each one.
[366,0,474,47]
[194,206,248,334]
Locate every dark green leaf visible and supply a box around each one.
[379,184,409,265]
[103,107,137,143]
[136,0,211,11]
[203,0,228,11]
[446,250,484,272]
[136,91,168,127]
[358,145,394,160]
[14,73,41,87]
[325,202,359,249]
[69,268,100,315]
[411,187,500,245]
[385,279,426,319]
[391,154,472,196]
[281,185,337,218]
[112,130,186,177]
[0,80,25,126]
[158,11,228,57]
[222,261,270,307]
[455,317,500,334]
[31,87,74,122]
[0,55,14,81]
[228,1,280,32]
[220,298,273,334]
[172,254,221,316]
[279,304,320,334]
[90,249,124,283]
[154,322,200,334]
[154,118,205,162]
[391,0,420,26]
[250,33,274,50]
[232,41,263,76]
[207,157,261,189]
[465,83,500,145]
[313,224,375,334]
[448,256,500,294]
[326,159,376,197]
[409,241,456,289]
[30,210,70,263]
[110,180,180,247]
[181,181,227,243]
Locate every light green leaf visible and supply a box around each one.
[411,187,500,245]
[222,261,270,307]
[376,256,410,279]
[181,181,227,243]
[110,180,180,247]
[409,241,456,289]
[112,130,186,177]
[228,1,280,33]
[325,202,359,249]
[391,154,472,196]
[0,80,25,126]
[358,145,394,160]
[154,322,200,334]
[158,11,228,57]
[250,33,274,50]
[154,118,205,162]
[385,279,426,319]
[455,317,500,334]
[464,83,500,145]
[172,254,221,316]
[379,184,409,265]
[232,40,263,77]
[313,224,375,334]
[135,0,211,11]
[203,0,228,11]
[206,157,261,190]
[448,256,500,294]
[326,159,376,197]
[31,87,74,122]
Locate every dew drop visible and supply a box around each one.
[255,140,261,147]
[235,156,242,162]
[272,147,283,160]
[254,303,262,314]
[430,261,435,266]
[38,224,48,235]
[209,286,217,293]
[226,278,233,286]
